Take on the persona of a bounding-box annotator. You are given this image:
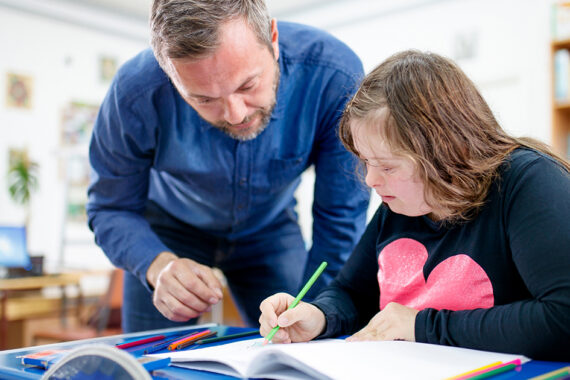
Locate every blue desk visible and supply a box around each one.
[0,324,567,379]
[0,324,258,379]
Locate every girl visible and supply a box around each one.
[259,50,570,360]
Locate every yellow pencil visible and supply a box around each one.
[529,366,570,380]
[444,361,502,380]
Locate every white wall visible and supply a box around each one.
[0,3,148,272]
[0,0,556,270]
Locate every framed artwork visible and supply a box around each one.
[59,102,98,222]
[5,73,33,109]
[60,101,99,146]
[99,55,118,83]
[67,155,91,187]
[66,200,87,222]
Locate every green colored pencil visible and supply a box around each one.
[264,261,328,344]
[467,363,518,380]
[194,330,260,345]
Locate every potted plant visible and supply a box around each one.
[6,148,43,276]
[7,148,39,228]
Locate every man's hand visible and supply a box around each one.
[347,302,418,342]
[146,252,223,322]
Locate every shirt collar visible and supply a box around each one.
[270,56,286,121]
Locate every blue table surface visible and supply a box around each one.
[0,324,567,379]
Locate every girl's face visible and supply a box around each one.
[351,110,433,218]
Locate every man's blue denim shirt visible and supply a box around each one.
[87,21,370,294]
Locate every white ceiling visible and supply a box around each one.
[71,0,340,21]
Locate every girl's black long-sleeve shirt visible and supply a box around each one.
[312,148,570,361]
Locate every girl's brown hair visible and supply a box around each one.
[340,50,570,223]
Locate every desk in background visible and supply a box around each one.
[0,273,83,350]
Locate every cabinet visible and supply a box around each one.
[551,39,570,158]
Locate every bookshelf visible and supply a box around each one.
[551,38,570,158]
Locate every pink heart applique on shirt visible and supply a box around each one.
[378,238,494,310]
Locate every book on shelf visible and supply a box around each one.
[554,48,570,103]
[553,2,570,40]
[150,337,528,380]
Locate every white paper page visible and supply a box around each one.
[151,338,528,380]
[151,338,264,377]
[253,340,528,380]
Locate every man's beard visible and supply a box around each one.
[213,64,280,141]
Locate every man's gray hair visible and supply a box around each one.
[150,0,272,69]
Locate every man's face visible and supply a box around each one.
[166,18,280,141]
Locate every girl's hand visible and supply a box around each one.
[259,292,326,343]
[347,302,418,342]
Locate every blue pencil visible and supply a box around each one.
[128,330,204,355]
[143,336,188,354]
[144,329,213,354]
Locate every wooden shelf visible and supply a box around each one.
[554,101,570,110]
[552,38,570,50]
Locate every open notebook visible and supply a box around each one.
[150,338,528,380]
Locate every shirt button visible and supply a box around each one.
[239,178,247,186]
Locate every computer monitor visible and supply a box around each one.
[0,226,31,268]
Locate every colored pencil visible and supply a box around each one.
[194,330,260,346]
[466,363,518,380]
[175,331,218,350]
[529,367,570,380]
[452,359,521,380]
[444,361,502,379]
[167,329,213,351]
[264,261,328,345]
[115,334,165,349]
[141,334,197,354]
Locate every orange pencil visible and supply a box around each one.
[175,331,217,350]
[167,329,213,351]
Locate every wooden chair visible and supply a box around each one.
[33,269,124,344]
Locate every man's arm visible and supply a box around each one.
[304,66,370,298]
[87,77,168,291]
[87,75,223,321]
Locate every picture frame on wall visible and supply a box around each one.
[5,72,33,109]
[99,55,118,83]
[59,101,99,222]
[60,101,99,147]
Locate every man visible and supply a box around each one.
[87,0,369,332]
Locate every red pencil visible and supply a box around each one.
[115,334,166,349]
